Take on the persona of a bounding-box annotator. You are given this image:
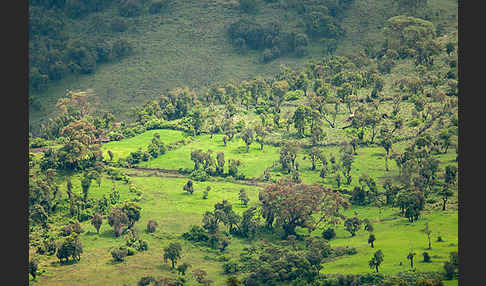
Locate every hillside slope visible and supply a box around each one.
[28,0,457,134]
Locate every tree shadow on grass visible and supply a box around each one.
[230,145,250,155]
[84,230,102,237]
[370,152,385,158]
[156,263,174,272]
[50,259,80,267]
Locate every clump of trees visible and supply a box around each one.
[227,19,309,63]
[29,4,133,93]
[107,201,141,236]
[259,178,349,237]
[56,233,83,263]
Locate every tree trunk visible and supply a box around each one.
[371,125,376,144]
[385,151,389,171]
[442,198,447,211]
[376,265,379,273]
[371,241,374,248]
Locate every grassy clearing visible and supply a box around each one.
[139,133,282,179]
[100,129,187,161]
[320,206,458,275]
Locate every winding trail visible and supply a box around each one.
[125,165,270,188]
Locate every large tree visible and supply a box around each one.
[57,119,102,170]
[259,178,349,236]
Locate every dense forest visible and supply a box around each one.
[28,0,458,285]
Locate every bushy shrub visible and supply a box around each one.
[322,228,336,240]
[111,247,128,262]
[223,261,240,274]
[30,137,49,148]
[284,90,304,101]
[111,38,133,59]
[144,118,166,130]
[78,208,94,222]
[190,169,209,182]
[182,225,209,242]
[147,220,158,233]
[132,240,148,251]
[332,246,357,257]
[178,168,192,175]
[294,33,309,47]
[262,47,280,63]
[141,151,151,161]
[61,221,84,236]
[41,237,58,256]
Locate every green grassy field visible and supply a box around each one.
[31,126,458,285]
[100,129,188,161]
[31,171,458,285]
[31,175,263,286]
[139,133,281,179]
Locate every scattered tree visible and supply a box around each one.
[177,262,191,276]
[422,222,432,249]
[183,180,194,195]
[163,242,182,269]
[368,234,376,248]
[407,251,416,269]
[344,217,362,237]
[241,128,254,153]
[91,213,103,234]
[368,250,384,272]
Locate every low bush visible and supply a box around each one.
[190,169,209,182]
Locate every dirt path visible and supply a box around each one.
[126,166,269,188]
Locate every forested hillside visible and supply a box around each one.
[28,0,459,285]
[28,0,457,135]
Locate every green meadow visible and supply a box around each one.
[101,129,187,161]
[31,127,458,285]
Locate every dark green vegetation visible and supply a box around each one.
[28,0,457,135]
[29,0,458,285]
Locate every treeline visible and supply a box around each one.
[228,0,355,62]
